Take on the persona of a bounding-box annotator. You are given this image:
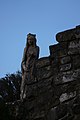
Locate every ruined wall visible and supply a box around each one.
[13,26,80,120]
[48,25,80,120]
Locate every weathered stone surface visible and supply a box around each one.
[68,39,80,54]
[60,56,71,64]
[36,65,52,80]
[59,63,72,72]
[59,91,76,102]
[46,107,57,120]
[37,77,53,90]
[55,104,68,119]
[36,57,50,68]
[68,39,80,48]
[68,48,80,55]
[46,97,80,120]
[72,55,80,69]
[54,69,80,85]
[54,81,77,97]
[56,25,80,42]
[49,43,60,55]
[49,42,68,58]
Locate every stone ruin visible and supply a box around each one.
[9,26,80,120]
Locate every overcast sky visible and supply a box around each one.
[0,0,80,78]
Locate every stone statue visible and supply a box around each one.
[20,33,39,100]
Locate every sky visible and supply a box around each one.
[0,0,80,78]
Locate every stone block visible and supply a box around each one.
[68,40,80,48]
[58,48,68,58]
[36,65,52,80]
[54,69,80,85]
[56,104,67,119]
[68,40,80,55]
[56,25,80,42]
[49,43,60,55]
[59,63,72,72]
[36,57,50,68]
[59,91,76,102]
[49,42,68,58]
[60,56,71,64]
[37,77,53,89]
[68,48,80,55]
[55,81,77,97]
[72,55,80,69]
[46,107,57,120]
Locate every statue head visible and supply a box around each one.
[26,33,37,47]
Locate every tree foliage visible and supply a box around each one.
[0,71,22,102]
[0,71,22,120]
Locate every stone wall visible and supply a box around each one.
[11,26,80,120]
[49,25,80,120]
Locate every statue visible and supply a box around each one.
[20,33,39,100]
